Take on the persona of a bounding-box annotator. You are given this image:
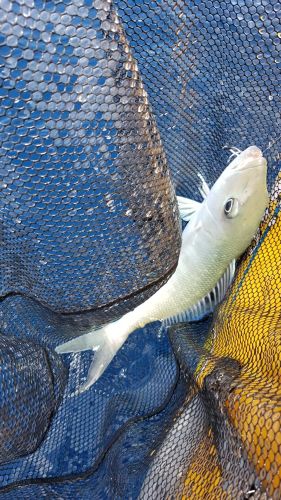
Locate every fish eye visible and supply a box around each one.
[224,199,233,214]
[224,198,239,218]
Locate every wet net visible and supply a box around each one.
[0,0,280,498]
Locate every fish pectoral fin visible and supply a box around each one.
[56,325,129,391]
[164,259,236,326]
[177,196,201,221]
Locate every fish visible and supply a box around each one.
[55,146,268,391]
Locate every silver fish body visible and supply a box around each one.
[56,146,268,391]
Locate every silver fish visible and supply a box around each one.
[56,146,268,391]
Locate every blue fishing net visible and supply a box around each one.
[0,0,280,498]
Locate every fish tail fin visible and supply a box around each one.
[55,321,130,391]
[80,332,123,392]
[55,330,103,354]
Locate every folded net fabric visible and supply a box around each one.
[0,0,280,498]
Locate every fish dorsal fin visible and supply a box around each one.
[198,173,210,199]
[177,196,201,221]
[163,260,236,326]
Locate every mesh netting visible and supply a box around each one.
[140,175,281,499]
[0,0,280,498]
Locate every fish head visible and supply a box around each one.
[205,146,268,259]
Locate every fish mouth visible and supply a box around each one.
[241,145,263,159]
[230,146,266,173]
[236,158,267,172]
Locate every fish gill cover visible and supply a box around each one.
[0,0,280,498]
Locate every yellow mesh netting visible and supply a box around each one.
[182,172,281,499]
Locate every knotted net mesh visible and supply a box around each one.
[0,0,280,498]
